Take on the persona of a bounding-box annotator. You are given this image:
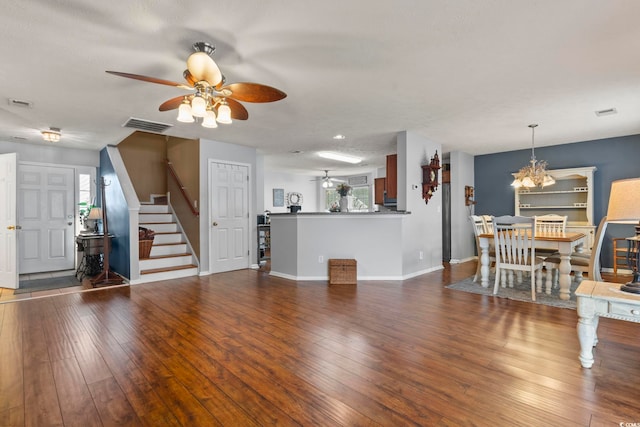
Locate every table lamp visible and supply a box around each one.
[606,177,640,293]
[87,207,103,233]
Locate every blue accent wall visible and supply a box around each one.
[100,149,131,278]
[474,134,640,268]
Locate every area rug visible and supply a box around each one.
[446,275,578,309]
[15,276,82,294]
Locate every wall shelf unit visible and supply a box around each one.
[514,166,597,249]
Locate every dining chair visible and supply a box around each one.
[492,215,545,301]
[470,215,495,282]
[541,216,609,293]
[481,215,493,234]
[534,214,568,288]
[534,214,567,234]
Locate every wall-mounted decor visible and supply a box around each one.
[273,188,285,207]
[421,151,441,204]
[465,185,476,206]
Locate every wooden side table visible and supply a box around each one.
[575,280,640,368]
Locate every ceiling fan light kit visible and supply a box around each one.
[106,41,286,130]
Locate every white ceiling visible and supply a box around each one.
[2,1,640,178]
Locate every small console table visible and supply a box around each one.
[576,280,640,368]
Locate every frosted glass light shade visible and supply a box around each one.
[202,109,218,128]
[216,103,232,124]
[191,95,207,117]
[177,101,194,123]
[186,51,222,86]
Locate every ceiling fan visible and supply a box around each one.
[310,170,345,188]
[106,42,286,127]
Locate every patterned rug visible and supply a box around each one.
[446,275,578,309]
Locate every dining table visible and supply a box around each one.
[478,231,586,300]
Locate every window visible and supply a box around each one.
[324,185,370,212]
[77,173,92,226]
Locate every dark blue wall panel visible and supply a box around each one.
[474,134,640,269]
[99,148,131,279]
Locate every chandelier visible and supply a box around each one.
[511,124,555,188]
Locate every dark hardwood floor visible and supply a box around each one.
[1,262,639,426]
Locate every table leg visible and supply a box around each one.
[479,238,490,288]
[577,297,598,368]
[558,250,572,301]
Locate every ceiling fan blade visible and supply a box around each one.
[218,98,249,120]
[222,83,287,103]
[106,71,193,89]
[159,96,187,111]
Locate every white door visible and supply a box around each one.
[0,153,18,289]
[18,164,75,273]
[210,161,250,273]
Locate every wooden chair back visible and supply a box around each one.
[493,215,536,267]
[534,214,567,234]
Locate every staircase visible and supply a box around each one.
[138,204,198,283]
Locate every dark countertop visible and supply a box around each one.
[270,211,411,216]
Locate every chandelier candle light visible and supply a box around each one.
[511,124,556,188]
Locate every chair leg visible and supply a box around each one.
[493,267,501,295]
[531,269,540,301]
[473,257,481,282]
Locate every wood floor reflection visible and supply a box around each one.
[0,262,638,426]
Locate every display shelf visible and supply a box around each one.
[514,166,596,249]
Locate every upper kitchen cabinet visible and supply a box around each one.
[386,154,397,199]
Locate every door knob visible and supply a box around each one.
[212,222,218,226]
[6,225,21,230]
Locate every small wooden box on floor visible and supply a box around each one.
[328,259,357,285]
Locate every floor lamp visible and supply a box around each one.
[606,177,640,293]
[90,177,124,287]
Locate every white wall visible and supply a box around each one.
[263,171,320,213]
[449,151,476,263]
[0,140,100,166]
[397,131,444,275]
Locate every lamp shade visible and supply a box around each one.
[606,178,640,221]
[87,207,103,220]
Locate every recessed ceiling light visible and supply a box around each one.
[595,108,617,117]
[333,134,346,140]
[317,151,362,164]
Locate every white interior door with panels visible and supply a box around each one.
[0,153,18,288]
[209,161,250,273]
[18,164,75,273]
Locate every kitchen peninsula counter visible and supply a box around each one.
[269,211,416,281]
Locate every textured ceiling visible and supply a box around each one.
[1,1,640,178]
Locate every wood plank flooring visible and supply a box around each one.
[1,262,639,426]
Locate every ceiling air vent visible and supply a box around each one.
[123,117,173,133]
[595,108,617,117]
[8,98,33,108]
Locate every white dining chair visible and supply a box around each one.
[470,215,495,282]
[542,217,609,293]
[534,214,568,290]
[492,215,545,301]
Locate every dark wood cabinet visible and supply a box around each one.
[386,154,397,199]
[374,177,386,205]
